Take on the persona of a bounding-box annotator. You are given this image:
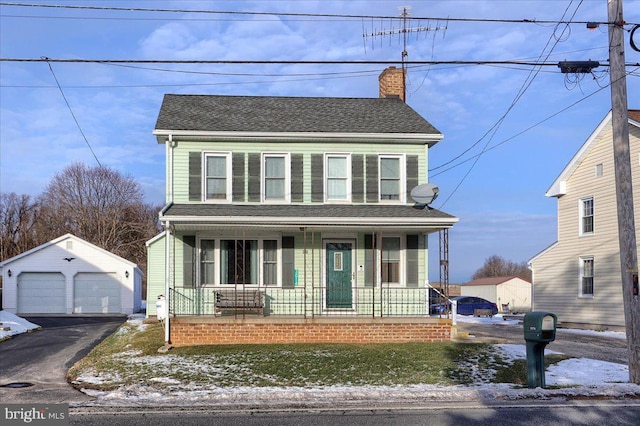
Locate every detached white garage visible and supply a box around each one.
[0,234,142,315]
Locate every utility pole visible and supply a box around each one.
[608,0,640,384]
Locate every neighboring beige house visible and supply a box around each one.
[460,276,532,313]
[529,110,640,329]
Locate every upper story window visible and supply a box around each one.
[379,155,405,202]
[325,153,351,202]
[204,152,232,202]
[580,197,594,235]
[262,153,290,202]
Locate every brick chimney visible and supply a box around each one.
[378,66,405,102]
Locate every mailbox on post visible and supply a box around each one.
[523,312,557,388]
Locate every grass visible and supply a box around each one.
[67,320,569,391]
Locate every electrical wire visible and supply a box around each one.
[44,58,102,168]
[1,2,630,26]
[434,0,586,208]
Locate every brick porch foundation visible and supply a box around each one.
[168,316,452,346]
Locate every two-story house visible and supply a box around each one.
[529,110,640,330]
[146,67,458,346]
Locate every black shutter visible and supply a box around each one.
[406,234,419,287]
[189,152,202,201]
[352,154,364,203]
[406,155,419,203]
[183,235,196,288]
[232,153,245,202]
[248,153,261,202]
[291,154,304,202]
[282,236,295,289]
[366,155,378,203]
[311,154,324,202]
[364,234,377,287]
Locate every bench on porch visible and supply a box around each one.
[215,289,265,316]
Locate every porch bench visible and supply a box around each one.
[474,308,494,317]
[215,289,264,316]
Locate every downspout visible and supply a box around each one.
[164,222,171,344]
[164,133,174,345]
[168,134,175,204]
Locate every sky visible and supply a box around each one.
[1,1,639,283]
[3,312,637,403]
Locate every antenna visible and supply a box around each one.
[363,6,446,99]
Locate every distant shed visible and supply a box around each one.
[460,276,532,313]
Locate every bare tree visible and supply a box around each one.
[472,255,532,281]
[0,193,40,261]
[36,163,161,267]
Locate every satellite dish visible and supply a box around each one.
[410,183,439,205]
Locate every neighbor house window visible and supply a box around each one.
[595,164,603,177]
[220,240,258,285]
[325,154,351,201]
[580,197,594,235]
[580,257,594,297]
[381,236,401,285]
[262,153,290,202]
[204,152,232,202]
[379,155,404,202]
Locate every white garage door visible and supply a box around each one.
[74,272,121,314]
[18,272,66,314]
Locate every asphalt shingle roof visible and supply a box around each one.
[164,203,454,219]
[154,94,441,135]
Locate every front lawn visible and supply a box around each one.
[67,318,567,391]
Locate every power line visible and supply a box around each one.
[1,58,626,67]
[1,2,633,26]
[434,0,586,208]
[45,59,102,168]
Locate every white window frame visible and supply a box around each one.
[378,154,406,203]
[197,236,282,287]
[261,152,291,203]
[579,256,594,298]
[202,152,232,203]
[324,153,352,203]
[579,197,594,236]
[380,235,404,287]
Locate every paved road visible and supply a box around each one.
[70,402,640,426]
[457,320,629,364]
[0,315,126,404]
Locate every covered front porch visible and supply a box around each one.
[154,203,457,345]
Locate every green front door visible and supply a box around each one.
[326,241,353,308]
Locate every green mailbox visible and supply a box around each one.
[523,311,557,389]
[523,312,557,343]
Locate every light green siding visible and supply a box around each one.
[170,141,427,204]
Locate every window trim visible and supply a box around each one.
[324,153,352,203]
[579,197,594,236]
[197,236,283,287]
[378,154,406,203]
[261,152,291,203]
[579,256,594,298]
[380,235,405,287]
[202,151,232,203]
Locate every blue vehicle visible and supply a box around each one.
[430,296,498,316]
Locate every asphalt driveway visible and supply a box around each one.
[0,315,126,404]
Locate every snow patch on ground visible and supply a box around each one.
[0,310,40,340]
